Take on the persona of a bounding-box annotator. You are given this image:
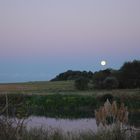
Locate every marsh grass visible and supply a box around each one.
[94,99,139,140]
[0,81,140,97]
[0,116,25,140]
[95,99,129,127]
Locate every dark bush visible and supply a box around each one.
[98,94,114,103]
[92,69,112,89]
[74,77,89,90]
[51,70,93,81]
[119,60,140,88]
[103,76,119,89]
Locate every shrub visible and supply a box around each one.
[119,60,140,88]
[92,69,112,89]
[95,100,129,126]
[98,94,114,103]
[103,76,119,89]
[74,77,89,90]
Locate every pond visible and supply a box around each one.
[25,116,97,133]
[22,114,140,134]
[1,115,139,135]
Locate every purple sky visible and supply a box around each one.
[0,0,140,83]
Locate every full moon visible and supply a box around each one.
[101,60,107,66]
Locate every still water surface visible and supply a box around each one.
[25,116,97,133]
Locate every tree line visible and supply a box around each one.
[51,60,140,90]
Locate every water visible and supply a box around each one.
[25,116,97,133]
[1,114,139,134]
[24,115,140,133]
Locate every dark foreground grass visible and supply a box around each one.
[0,81,140,97]
[21,128,140,140]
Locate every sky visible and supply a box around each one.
[0,0,140,83]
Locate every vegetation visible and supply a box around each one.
[102,76,119,89]
[119,60,140,88]
[51,70,93,81]
[0,80,76,94]
[74,77,89,90]
[93,100,139,140]
[0,59,140,139]
[92,69,112,89]
[0,94,97,118]
[50,60,140,90]
[95,100,128,126]
[0,116,25,140]
[93,60,140,89]
[0,93,139,121]
[0,60,140,93]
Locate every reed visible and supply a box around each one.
[95,99,129,127]
[94,99,140,140]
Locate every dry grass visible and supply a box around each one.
[0,81,75,95]
[0,81,139,98]
[95,100,129,127]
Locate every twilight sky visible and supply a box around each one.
[0,0,140,83]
